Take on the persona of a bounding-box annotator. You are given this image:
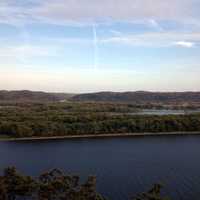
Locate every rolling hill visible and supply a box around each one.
[1,90,200,105]
[71,91,200,104]
[0,90,74,102]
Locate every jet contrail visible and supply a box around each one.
[93,23,98,70]
[18,24,30,63]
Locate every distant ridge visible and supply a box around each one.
[0,90,74,102]
[1,90,200,104]
[71,91,200,104]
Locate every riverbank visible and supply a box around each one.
[1,131,200,141]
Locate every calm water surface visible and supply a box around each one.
[0,135,200,200]
[133,109,200,115]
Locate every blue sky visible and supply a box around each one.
[0,0,200,92]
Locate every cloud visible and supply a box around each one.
[173,41,195,48]
[148,19,163,31]
[33,0,199,23]
[100,32,200,47]
[0,0,199,26]
[0,45,60,64]
[0,1,199,54]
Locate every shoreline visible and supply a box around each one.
[1,131,200,141]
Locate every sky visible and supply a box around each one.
[0,0,200,93]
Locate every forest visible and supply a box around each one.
[0,167,170,200]
[0,102,200,139]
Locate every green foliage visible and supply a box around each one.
[1,167,37,199]
[0,102,200,138]
[0,167,170,200]
[132,184,170,200]
[0,167,106,200]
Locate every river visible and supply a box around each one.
[0,135,200,200]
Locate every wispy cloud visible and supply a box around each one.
[173,41,195,48]
[0,0,199,26]
[0,0,200,92]
[32,0,200,24]
[100,32,200,48]
[0,45,60,64]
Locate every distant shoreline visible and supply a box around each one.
[1,132,200,141]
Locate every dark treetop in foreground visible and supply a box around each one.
[0,167,170,200]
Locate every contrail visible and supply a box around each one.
[18,24,30,63]
[92,23,98,70]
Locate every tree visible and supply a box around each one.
[132,184,170,200]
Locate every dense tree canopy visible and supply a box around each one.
[0,167,170,200]
[0,102,200,138]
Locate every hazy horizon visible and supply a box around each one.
[1,0,200,92]
[1,89,200,94]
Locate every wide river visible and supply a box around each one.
[0,135,200,200]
